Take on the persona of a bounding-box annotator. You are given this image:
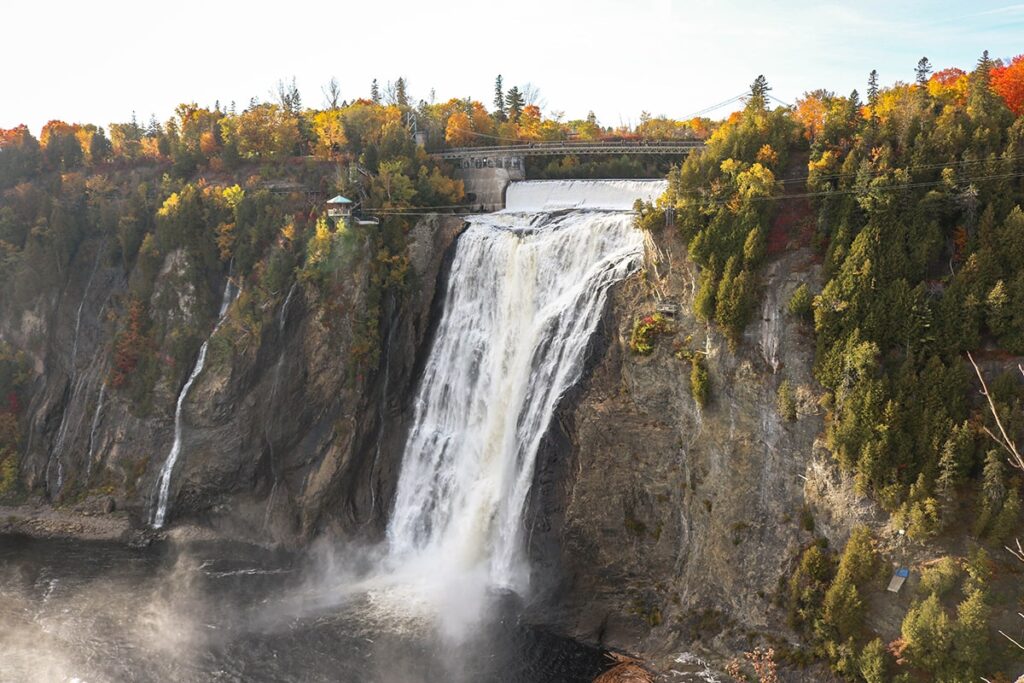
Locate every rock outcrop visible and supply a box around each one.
[526,227,829,668]
[2,215,464,545]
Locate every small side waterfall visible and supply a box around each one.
[151,278,238,529]
[86,382,105,477]
[47,246,104,496]
[385,179,664,596]
[760,285,781,373]
[262,281,298,531]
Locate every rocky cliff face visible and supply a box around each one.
[5,207,853,669]
[526,227,833,668]
[2,215,464,545]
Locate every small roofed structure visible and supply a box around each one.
[325,195,354,219]
[887,567,910,593]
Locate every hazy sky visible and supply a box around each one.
[2,0,1022,134]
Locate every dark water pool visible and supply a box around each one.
[0,534,609,683]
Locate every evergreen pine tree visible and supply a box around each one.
[693,258,719,321]
[991,487,1021,542]
[858,638,889,683]
[952,588,991,679]
[747,75,770,114]
[395,77,409,108]
[867,70,879,106]
[505,86,525,123]
[371,79,381,104]
[901,594,953,673]
[936,421,972,507]
[493,74,506,122]
[915,57,933,86]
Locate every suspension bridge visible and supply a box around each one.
[432,140,705,162]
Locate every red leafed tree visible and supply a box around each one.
[991,54,1024,116]
[111,299,149,388]
[930,67,966,87]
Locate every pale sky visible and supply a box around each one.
[2,0,1022,134]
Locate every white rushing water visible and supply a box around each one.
[48,247,104,496]
[385,179,663,600]
[151,279,238,529]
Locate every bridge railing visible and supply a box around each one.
[432,140,706,159]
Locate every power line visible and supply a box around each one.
[687,170,1024,208]
[665,152,1024,198]
[357,169,1024,217]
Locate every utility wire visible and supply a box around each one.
[686,170,1024,208]
[359,169,1024,216]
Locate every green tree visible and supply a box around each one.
[690,356,709,407]
[858,638,889,683]
[505,86,525,123]
[395,77,409,108]
[777,380,797,421]
[693,259,719,321]
[901,593,953,674]
[742,225,766,268]
[788,283,813,320]
[820,579,863,641]
[747,75,771,114]
[867,70,879,107]
[493,74,506,122]
[88,126,113,165]
[788,543,833,629]
[915,57,932,86]
[952,588,990,679]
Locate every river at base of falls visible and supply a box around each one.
[0,535,608,683]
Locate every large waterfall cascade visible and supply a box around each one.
[384,179,666,602]
[151,279,238,529]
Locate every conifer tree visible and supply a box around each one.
[858,638,889,683]
[493,75,506,122]
[936,421,972,508]
[505,86,525,123]
[747,75,770,114]
[395,77,409,108]
[901,594,953,673]
[915,57,933,86]
[370,79,381,104]
[952,588,991,678]
[693,258,719,321]
[867,70,879,106]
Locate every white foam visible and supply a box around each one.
[504,179,667,212]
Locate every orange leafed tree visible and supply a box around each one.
[794,94,827,142]
[445,110,474,146]
[991,54,1024,116]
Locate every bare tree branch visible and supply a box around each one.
[999,629,1024,650]
[966,352,1024,471]
[1007,539,1024,563]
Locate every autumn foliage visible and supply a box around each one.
[990,53,1024,115]
[111,299,151,388]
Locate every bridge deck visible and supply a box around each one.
[432,140,705,160]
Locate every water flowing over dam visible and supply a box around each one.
[386,179,665,596]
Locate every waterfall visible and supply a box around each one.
[151,278,238,529]
[86,382,106,477]
[385,179,663,595]
[760,285,781,373]
[47,246,103,496]
[365,297,398,525]
[262,282,299,531]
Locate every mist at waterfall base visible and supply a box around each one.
[0,181,676,682]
